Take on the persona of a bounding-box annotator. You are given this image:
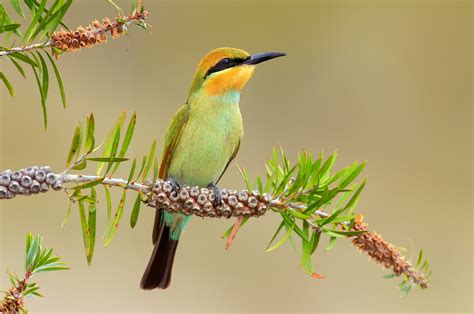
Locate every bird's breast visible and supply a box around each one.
[168,99,243,187]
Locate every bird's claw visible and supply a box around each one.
[167,176,181,196]
[208,183,222,207]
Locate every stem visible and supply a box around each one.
[0,42,52,57]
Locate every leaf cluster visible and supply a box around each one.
[6,233,67,303]
[230,146,367,277]
[64,112,157,264]
[1,0,71,128]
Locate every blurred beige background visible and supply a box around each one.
[0,0,472,313]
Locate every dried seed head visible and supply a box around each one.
[40,183,49,193]
[179,189,189,200]
[220,190,228,199]
[203,202,213,212]
[8,181,20,193]
[0,173,11,186]
[11,171,22,181]
[157,192,168,203]
[238,190,249,202]
[35,169,46,182]
[45,173,57,185]
[263,193,272,203]
[169,191,179,202]
[257,203,267,214]
[30,180,41,193]
[197,194,207,206]
[52,180,63,191]
[222,205,232,218]
[192,204,202,214]
[208,192,215,202]
[184,199,195,209]
[24,167,36,177]
[228,195,238,207]
[248,196,258,208]
[20,175,32,188]
[190,186,200,197]
[42,166,52,174]
[162,182,172,193]
[0,186,7,199]
[200,187,209,195]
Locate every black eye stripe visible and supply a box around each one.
[204,57,250,78]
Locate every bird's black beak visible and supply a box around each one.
[243,52,287,65]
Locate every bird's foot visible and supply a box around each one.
[207,183,222,207]
[166,176,181,196]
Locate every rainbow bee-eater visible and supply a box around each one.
[141,47,286,290]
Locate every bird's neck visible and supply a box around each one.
[188,88,241,108]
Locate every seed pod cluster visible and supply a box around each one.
[0,287,25,313]
[147,179,271,218]
[351,221,428,288]
[51,10,149,56]
[0,167,62,200]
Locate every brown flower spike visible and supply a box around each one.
[51,10,149,57]
[351,216,429,289]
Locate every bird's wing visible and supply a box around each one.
[158,104,191,179]
[216,139,241,184]
[152,104,190,244]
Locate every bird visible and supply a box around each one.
[141,47,286,290]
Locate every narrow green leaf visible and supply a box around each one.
[31,64,47,129]
[97,113,126,175]
[339,162,366,189]
[266,221,294,252]
[45,51,66,108]
[36,52,49,100]
[9,57,26,78]
[343,178,366,214]
[11,52,38,66]
[383,273,397,279]
[127,158,137,182]
[325,236,337,251]
[134,155,147,181]
[72,178,105,190]
[10,0,25,18]
[104,185,112,221]
[84,113,95,153]
[0,72,14,97]
[22,0,47,44]
[141,139,156,181]
[86,188,97,265]
[112,112,136,174]
[319,207,346,226]
[103,190,127,246]
[60,201,72,228]
[66,125,82,167]
[130,194,141,228]
[78,200,90,262]
[0,23,20,32]
[310,230,321,254]
[88,157,129,163]
[265,220,285,251]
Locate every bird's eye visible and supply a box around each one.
[221,58,231,65]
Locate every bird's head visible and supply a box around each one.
[187,47,286,98]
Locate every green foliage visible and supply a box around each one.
[0,0,148,129]
[63,112,157,263]
[0,1,71,129]
[233,146,367,277]
[7,233,67,299]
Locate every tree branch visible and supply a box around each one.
[0,165,430,290]
[0,9,149,58]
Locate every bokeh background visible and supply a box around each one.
[0,0,472,313]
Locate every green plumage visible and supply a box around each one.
[163,89,243,240]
